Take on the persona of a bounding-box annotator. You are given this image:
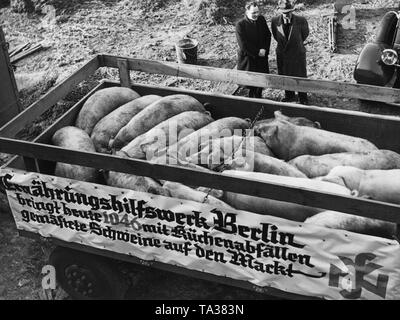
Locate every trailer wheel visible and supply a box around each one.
[49,246,128,300]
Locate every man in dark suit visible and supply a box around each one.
[235,1,271,98]
[271,0,310,104]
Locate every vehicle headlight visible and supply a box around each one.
[381,49,399,66]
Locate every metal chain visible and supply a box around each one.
[202,106,265,203]
[215,105,265,173]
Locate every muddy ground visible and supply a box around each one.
[1,0,400,300]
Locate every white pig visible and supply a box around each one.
[304,210,396,239]
[163,181,235,211]
[321,166,400,204]
[289,150,400,178]
[255,119,377,161]
[224,150,307,178]
[256,110,321,128]
[221,170,352,222]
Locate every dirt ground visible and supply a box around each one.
[1,0,400,300]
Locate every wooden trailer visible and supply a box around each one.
[1,55,400,300]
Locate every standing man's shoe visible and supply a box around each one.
[298,92,309,105]
[298,98,309,105]
[281,96,296,103]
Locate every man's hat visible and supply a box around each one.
[278,0,295,13]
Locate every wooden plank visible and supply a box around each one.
[100,55,400,104]
[33,81,106,144]
[3,81,106,173]
[0,26,21,124]
[0,55,100,138]
[1,137,400,224]
[103,81,400,153]
[10,43,42,64]
[9,42,30,58]
[117,58,130,88]
[213,64,240,95]
[23,157,38,172]
[18,230,317,300]
[1,154,24,171]
[32,81,107,174]
[0,101,20,125]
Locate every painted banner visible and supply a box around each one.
[1,168,400,300]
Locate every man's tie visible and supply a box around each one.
[283,16,290,25]
[283,16,291,40]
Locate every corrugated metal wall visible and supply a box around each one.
[0,26,20,127]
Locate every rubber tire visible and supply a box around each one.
[49,246,128,300]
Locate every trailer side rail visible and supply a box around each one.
[1,55,400,139]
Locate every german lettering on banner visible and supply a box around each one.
[1,168,399,300]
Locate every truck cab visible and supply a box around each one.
[354,11,400,88]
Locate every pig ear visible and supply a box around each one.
[268,124,279,137]
[275,110,291,121]
[274,110,283,119]
[102,170,109,180]
[277,118,292,125]
[322,175,347,188]
[211,189,224,199]
[115,150,129,158]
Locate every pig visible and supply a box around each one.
[197,135,274,159]
[221,170,352,221]
[104,151,170,196]
[121,111,213,160]
[105,170,170,196]
[256,110,321,128]
[255,119,378,161]
[187,136,275,171]
[150,153,216,187]
[304,210,396,239]
[289,150,400,178]
[166,117,250,161]
[223,150,307,178]
[163,181,235,211]
[321,166,400,204]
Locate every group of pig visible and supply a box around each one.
[51,87,400,239]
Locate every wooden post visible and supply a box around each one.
[100,56,400,104]
[0,26,21,125]
[396,225,400,244]
[0,55,100,138]
[23,157,39,172]
[117,58,130,88]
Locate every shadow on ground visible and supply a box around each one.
[124,265,281,300]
